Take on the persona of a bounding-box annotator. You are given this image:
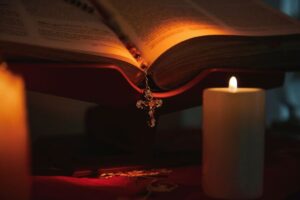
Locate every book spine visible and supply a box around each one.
[90,0,162,127]
[89,0,148,71]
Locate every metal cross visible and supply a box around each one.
[136,85,163,128]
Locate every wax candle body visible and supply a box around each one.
[202,88,265,199]
[0,66,31,200]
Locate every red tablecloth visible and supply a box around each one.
[31,135,300,200]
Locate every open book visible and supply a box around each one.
[1,0,300,90]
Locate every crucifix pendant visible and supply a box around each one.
[136,86,163,128]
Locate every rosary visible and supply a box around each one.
[136,70,163,128]
[128,45,163,128]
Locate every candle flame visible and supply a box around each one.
[229,76,237,92]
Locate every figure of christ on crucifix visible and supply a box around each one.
[136,86,163,128]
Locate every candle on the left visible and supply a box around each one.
[0,63,31,200]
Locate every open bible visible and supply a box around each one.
[1,0,300,91]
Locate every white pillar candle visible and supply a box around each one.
[0,63,31,200]
[202,76,265,199]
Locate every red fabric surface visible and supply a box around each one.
[32,162,300,200]
[32,176,150,200]
[32,166,204,200]
[31,135,300,200]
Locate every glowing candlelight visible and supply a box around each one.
[202,76,265,199]
[228,76,237,92]
[0,63,31,200]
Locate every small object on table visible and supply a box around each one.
[99,168,172,179]
[202,76,265,199]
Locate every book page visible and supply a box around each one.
[0,0,138,66]
[98,0,229,65]
[188,0,300,35]
[97,0,300,65]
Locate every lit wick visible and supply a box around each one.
[229,76,237,92]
